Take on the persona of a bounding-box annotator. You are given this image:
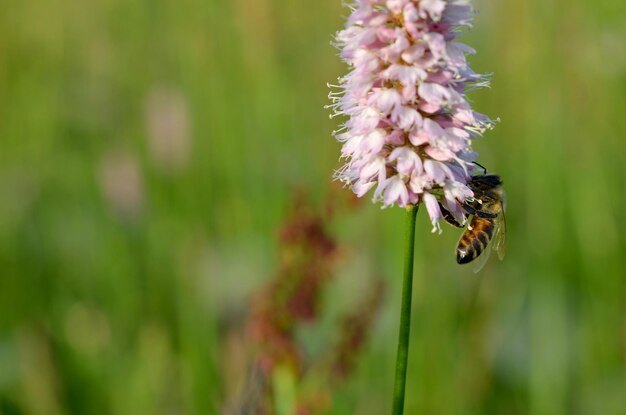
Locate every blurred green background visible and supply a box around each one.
[1,0,625,414]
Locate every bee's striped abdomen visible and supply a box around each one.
[456,217,496,264]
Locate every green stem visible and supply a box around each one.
[392,204,419,415]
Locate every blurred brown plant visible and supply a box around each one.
[244,193,339,413]
[330,278,386,381]
[226,189,384,415]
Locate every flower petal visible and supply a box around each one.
[423,192,443,233]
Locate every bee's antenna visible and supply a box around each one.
[473,161,488,174]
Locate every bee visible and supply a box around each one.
[441,173,506,273]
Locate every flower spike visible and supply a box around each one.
[330,0,496,231]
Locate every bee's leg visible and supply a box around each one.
[475,211,497,219]
[439,203,464,228]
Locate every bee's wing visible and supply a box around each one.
[471,231,493,273]
[493,203,506,261]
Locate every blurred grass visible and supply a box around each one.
[0,0,625,414]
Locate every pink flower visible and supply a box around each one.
[330,0,496,230]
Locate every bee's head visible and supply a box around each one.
[469,174,502,191]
